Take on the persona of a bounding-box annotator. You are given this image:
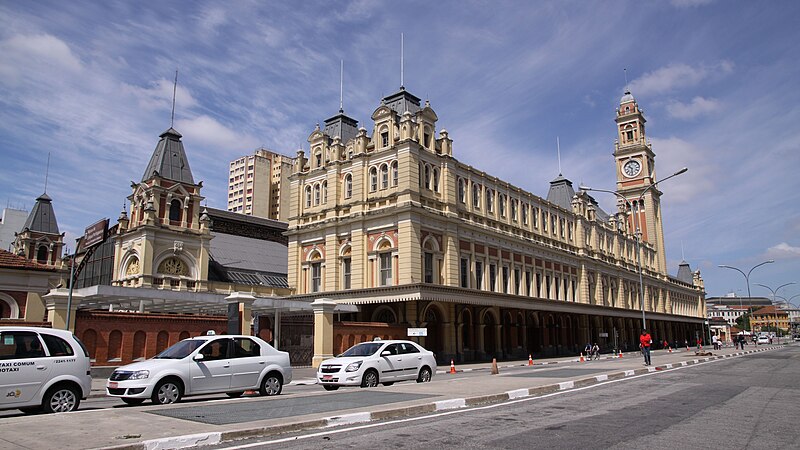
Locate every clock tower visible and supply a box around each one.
[614,90,667,272]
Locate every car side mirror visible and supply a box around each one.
[380,350,391,357]
[193,353,205,361]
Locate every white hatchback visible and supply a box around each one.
[317,340,436,390]
[106,334,292,405]
[0,326,92,414]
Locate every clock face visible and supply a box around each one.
[623,160,642,178]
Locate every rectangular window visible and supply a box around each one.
[572,279,577,301]
[342,258,351,290]
[514,268,521,295]
[381,132,389,147]
[489,264,497,292]
[536,273,542,298]
[424,252,434,284]
[460,257,469,288]
[475,261,483,290]
[502,266,509,293]
[379,253,392,286]
[311,263,321,293]
[546,275,551,299]
[555,276,560,300]
[525,270,532,296]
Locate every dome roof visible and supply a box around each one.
[620,90,635,104]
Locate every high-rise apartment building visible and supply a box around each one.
[227,148,294,221]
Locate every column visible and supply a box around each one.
[312,298,337,368]
[225,292,255,336]
[43,288,82,332]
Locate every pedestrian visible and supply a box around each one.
[640,329,652,366]
[696,337,702,350]
[712,334,718,350]
[591,342,600,360]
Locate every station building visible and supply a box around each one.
[286,86,706,365]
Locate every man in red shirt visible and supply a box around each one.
[640,330,652,366]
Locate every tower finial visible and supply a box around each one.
[623,68,628,91]
[400,33,404,89]
[681,241,685,260]
[171,69,178,128]
[44,152,51,193]
[557,137,562,176]
[339,60,344,113]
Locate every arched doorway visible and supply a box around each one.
[423,305,443,359]
[483,311,496,360]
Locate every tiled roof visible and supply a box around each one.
[0,249,57,271]
[752,306,787,316]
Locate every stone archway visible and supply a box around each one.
[482,309,497,360]
[526,312,541,356]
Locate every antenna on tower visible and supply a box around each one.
[623,68,628,90]
[557,137,562,175]
[400,33,404,89]
[171,69,178,128]
[681,241,685,261]
[44,152,51,193]
[339,60,344,113]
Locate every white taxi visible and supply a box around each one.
[0,326,92,414]
[107,333,292,405]
[317,339,436,390]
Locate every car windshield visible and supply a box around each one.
[153,339,206,359]
[340,342,383,357]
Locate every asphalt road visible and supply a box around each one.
[209,346,800,449]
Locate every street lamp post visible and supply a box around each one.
[756,282,795,342]
[581,167,688,331]
[718,261,774,333]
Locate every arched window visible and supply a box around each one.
[132,331,146,360]
[370,167,378,192]
[305,186,312,207]
[314,183,321,205]
[432,168,439,193]
[380,128,389,147]
[511,199,518,221]
[344,174,353,199]
[391,161,398,186]
[380,164,389,189]
[458,178,466,203]
[169,199,181,222]
[36,245,48,264]
[322,181,328,204]
[486,189,494,213]
[472,184,480,208]
[499,194,506,217]
[424,165,431,190]
[108,330,122,361]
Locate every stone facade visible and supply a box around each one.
[287,87,706,363]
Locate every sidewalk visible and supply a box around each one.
[2,345,787,450]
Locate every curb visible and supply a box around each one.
[100,345,785,450]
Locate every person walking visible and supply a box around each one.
[640,329,652,366]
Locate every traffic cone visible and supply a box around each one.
[528,354,534,366]
[579,353,585,363]
[449,359,456,374]
[668,346,673,353]
[618,350,623,358]
[491,358,499,375]
[686,345,690,352]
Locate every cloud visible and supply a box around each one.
[670,0,715,7]
[176,115,259,151]
[628,61,733,96]
[666,96,721,119]
[0,33,82,84]
[764,243,800,261]
[122,78,198,112]
[647,136,714,204]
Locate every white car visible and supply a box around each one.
[317,340,436,390]
[106,333,292,405]
[0,326,92,414]
[756,335,770,345]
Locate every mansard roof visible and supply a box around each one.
[382,87,422,115]
[546,174,576,211]
[676,260,693,284]
[323,109,359,144]
[22,193,59,235]
[141,127,195,184]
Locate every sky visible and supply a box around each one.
[1,0,798,303]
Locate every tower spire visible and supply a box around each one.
[171,69,178,128]
[623,68,628,91]
[339,60,344,113]
[557,137,562,176]
[400,33,404,89]
[44,152,51,193]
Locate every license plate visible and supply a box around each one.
[322,375,332,380]
[108,382,118,389]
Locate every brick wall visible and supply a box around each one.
[75,310,227,366]
[333,321,408,355]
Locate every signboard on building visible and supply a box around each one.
[599,332,609,338]
[407,328,428,337]
[84,219,109,248]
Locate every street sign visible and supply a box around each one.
[599,332,609,337]
[407,328,427,337]
[84,218,109,248]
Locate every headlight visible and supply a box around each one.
[345,361,363,372]
[129,370,150,380]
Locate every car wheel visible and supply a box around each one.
[226,391,244,398]
[417,366,432,383]
[151,378,183,405]
[382,382,394,386]
[122,398,146,406]
[323,385,339,391]
[260,372,283,396]
[42,384,80,413]
[360,369,378,388]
